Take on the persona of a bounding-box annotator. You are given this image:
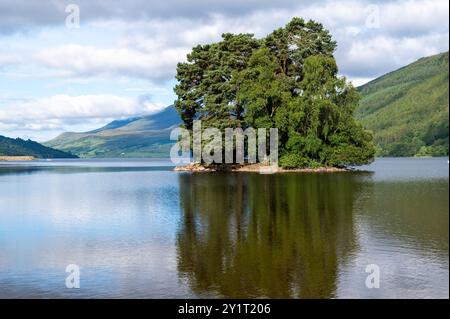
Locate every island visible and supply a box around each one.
[173,18,375,171]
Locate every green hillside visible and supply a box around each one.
[356,51,449,157]
[45,105,181,158]
[0,135,78,158]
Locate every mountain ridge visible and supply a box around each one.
[0,135,78,159]
[44,105,181,158]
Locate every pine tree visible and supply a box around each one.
[174,18,375,168]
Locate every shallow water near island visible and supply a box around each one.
[0,157,448,298]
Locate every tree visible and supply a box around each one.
[174,33,260,131]
[174,18,375,168]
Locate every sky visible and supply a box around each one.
[0,0,448,141]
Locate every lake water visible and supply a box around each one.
[0,158,448,298]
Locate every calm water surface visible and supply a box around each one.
[0,158,448,298]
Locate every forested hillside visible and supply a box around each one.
[357,51,449,157]
[0,135,78,158]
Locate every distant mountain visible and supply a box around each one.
[0,135,78,158]
[357,51,449,157]
[45,105,181,158]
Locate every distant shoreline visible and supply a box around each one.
[174,163,348,173]
[0,156,35,161]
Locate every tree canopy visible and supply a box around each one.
[174,18,375,168]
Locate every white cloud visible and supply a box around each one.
[0,94,164,121]
[0,94,165,138]
[380,0,449,37]
[0,0,315,34]
[295,0,449,36]
[34,44,189,80]
[24,0,448,82]
[347,77,374,87]
[0,53,18,67]
[340,33,448,77]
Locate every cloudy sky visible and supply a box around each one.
[0,0,448,141]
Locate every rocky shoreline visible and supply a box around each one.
[174,163,349,173]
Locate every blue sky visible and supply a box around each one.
[0,0,448,141]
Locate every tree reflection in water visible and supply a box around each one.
[176,172,368,298]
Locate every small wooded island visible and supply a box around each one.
[173,18,375,171]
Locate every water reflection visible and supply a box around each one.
[177,172,370,298]
[0,165,173,177]
[0,158,447,298]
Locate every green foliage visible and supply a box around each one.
[279,153,321,169]
[357,51,449,157]
[175,17,375,168]
[0,135,78,158]
[174,33,260,131]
